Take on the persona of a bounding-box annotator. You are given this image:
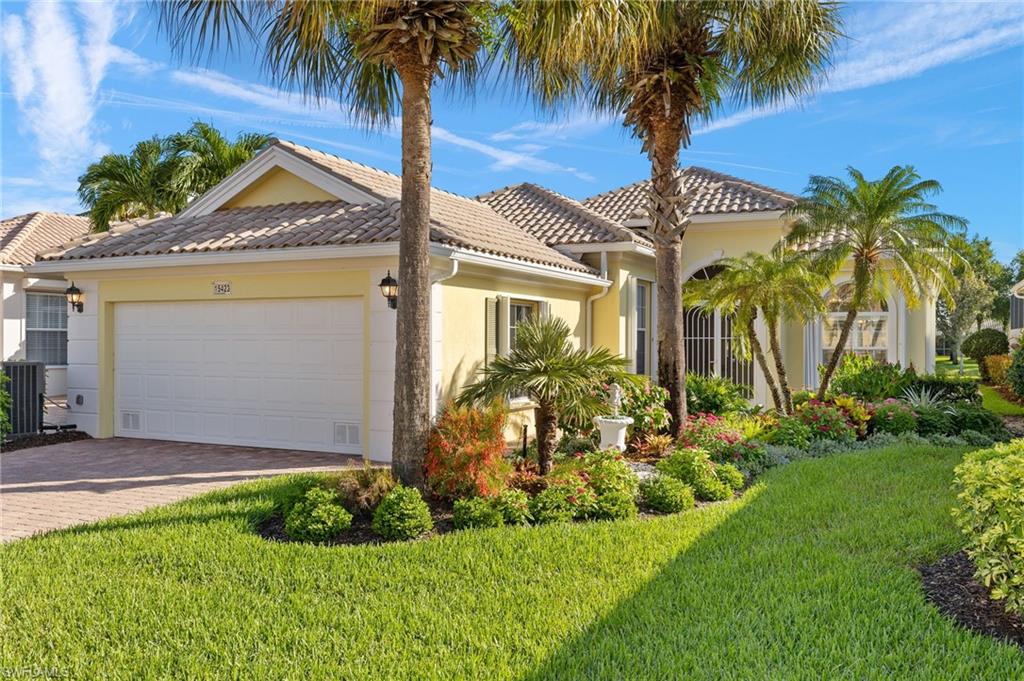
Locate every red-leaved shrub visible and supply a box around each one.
[425,401,511,499]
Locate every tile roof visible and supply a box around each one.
[583,167,798,224]
[0,212,91,266]
[39,199,593,273]
[478,183,652,248]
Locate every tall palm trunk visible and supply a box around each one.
[391,58,434,487]
[817,307,858,400]
[535,401,559,475]
[766,317,793,414]
[648,127,687,437]
[747,318,784,413]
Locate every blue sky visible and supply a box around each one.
[2,1,1022,260]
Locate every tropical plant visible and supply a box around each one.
[1009,345,1024,398]
[764,416,814,450]
[77,137,187,231]
[616,377,671,441]
[784,165,965,399]
[961,328,1009,381]
[159,1,490,486]
[794,400,856,442]
[639,475,694,514]
[424,401,510,499]
[684,250,829,414]
[458,316,631,475]
[0,373,10,440]
[870,400,917,435]
[656,448,732,502]
[329,465,397,516]
[506,0,842,434]
[901,385,951,410]
[685,373,750,416]
[492,488,531,525]
[168,121,271,197]
[452,497,504,530]
[984,355,1012,386]
[827,353,913,401]
[906,374,981,404]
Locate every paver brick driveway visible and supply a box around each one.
[1,438,364,542]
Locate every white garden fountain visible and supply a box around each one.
[593,382,633,452]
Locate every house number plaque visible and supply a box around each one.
[212,281,232,295]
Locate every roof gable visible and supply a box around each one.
[0,212,91,266]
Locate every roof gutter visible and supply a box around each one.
[586,251,611,348]
[0,264,25,273]
[561,242,655,258]
[436,246,611,287]
[623,210,785,228]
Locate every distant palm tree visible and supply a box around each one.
[457,317,631,475]
[78,137,186,231]
[505,1,842,436]
[158,1,488,486]
[785,165,965,398]
[683,251,829,414]
[168,122,271,197]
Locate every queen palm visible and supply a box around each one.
[683,250,829,414]
[505,1,842,435]
[784,165,965,399]
[168,122,272,197]
[457,317,631,475]
[159,1,488,486]
[78,137,187,231]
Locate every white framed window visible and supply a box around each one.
[26,292,68,366]
[508,300,538,351]
[822,283,889,364]
[635,281,650,375]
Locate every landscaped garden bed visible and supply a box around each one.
[1,429,91,452]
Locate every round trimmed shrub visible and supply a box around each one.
[656,449,732,501]
[870,400,917,435]
[914,405,953,436]
[582,449,640,498]
[285,487,353,543]
[764,416,814,449]
[714,462,745,491]
[950,404,1010,440]
[528,484,577,524]
[1007,345,1024,398]
[962,329,1009,380]
[591,490,638,521]
[493,488,531,525]
[372,485,433,540]
[452,497,504,530]
[961,429,995,447]
[640,476,695,514]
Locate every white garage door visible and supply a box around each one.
[114,298,363,454]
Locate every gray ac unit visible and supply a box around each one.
[2,361,45,439]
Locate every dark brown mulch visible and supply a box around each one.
[919,551,1024,649]
[257,496,456,547]
[1,429,91,452]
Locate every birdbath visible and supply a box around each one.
[593,383,633,452]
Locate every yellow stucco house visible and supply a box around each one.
[29,139,936,460]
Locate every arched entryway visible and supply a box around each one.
[683,265,756,397]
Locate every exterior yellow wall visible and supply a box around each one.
[679,220,787,275]
[82,257,397,443]
[220,167,337,209]
[438,269,594,439]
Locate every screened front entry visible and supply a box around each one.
[683,266,754,395]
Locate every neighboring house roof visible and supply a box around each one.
[583,167,798,224]
[38,198,593,273]
[478,183,652,248]
[0,212,91,266]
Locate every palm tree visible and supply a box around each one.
[77,137,187,231]
[683,251,829,414]
[784,165,965,399]
[457,317,631,475]
[168,122,271,197]
[504,1,842,436]
[158,1,488,486]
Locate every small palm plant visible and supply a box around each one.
[457,317,632,475]
[785,165,965,399]
[168,122,271,197]
[683,250,829,414]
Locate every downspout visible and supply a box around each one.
[427,258,459,420]
[586,251,610,349]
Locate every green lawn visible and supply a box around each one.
[3,447,1022,679]
[935,354,1024,416]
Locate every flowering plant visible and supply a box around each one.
[425,401,511,499]
[794,399,856,442]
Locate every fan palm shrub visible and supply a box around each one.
[503,0,842,434]
[683,250,829,414]
[159,1,490,485]
[457,317,632,475]
[784,166,965,399]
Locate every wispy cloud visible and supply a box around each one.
[433,126,595,181]
[696,1,1024,136]
[489,115,614,143]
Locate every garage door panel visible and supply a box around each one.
[115,298,363,454]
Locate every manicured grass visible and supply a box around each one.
[3,447,1022,678]
[936,355,980,379]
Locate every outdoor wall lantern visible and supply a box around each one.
[65,282,84,313]
[379,271,399,310]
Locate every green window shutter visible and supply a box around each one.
[485,297,498,365]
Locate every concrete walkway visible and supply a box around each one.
[1,438,363,542]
